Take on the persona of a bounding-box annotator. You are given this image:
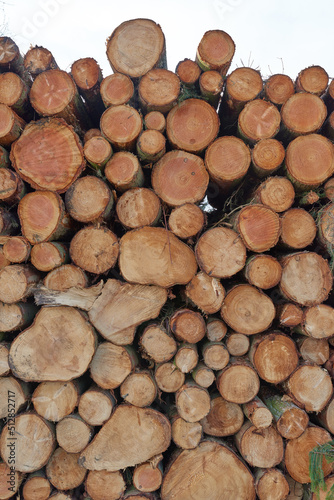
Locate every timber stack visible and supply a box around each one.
[1,18,334,500]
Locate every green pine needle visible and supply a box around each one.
[309,440,334,499]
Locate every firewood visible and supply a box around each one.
[55,414,93,453]
[0,265,39,303]
[23,46,58,77]
[297,304,334,339]
[201,394,244,436]
[0,376,28,418]
[280,208,317,249]
[83,136,112,171]
[0,462,23,499]
[168,203,205,239]
[206,318,227,342]
[30,242,68,272]
[0,343,10,376]
[296,337,329,365]
[184,271,225,314]
[251,138,285,177]
[85,470,126,500]
[22,470,52,500]
[2,236,30,263]
[133,459,163,493]
[0,37,31,84]
[0,412,55,472]
[138,69,180,114]
[116,187,161,229]
[264,73,295,106]
[78,386,116,426]
[295,65,329,96]
[174,344,199,374]
[216,357,260,404]
[0,301,37,332]
[238,99,281,144]
[222,67,263,116]
[100,104,143,151]
[139,324,177,364]
[317,398,334,434]
[202,341,229,371]
[136,129,166,164]
[100,73,134,107]
[10,117,85,192]
[191,363,215,388]
[79,405,171,471]
[175,59,201,88]
[175,382,211,422]
[161,441,255,500]
[0,103,25,147]
[0,72,32,119]
[277,302,303,328]
[120,371,158,407]
[65,176,114,223]
[84,128,102,142]
[106,19,166,79]
[9,306,96,382]
[105,151,144,191]
[90,342,137,390]
[166,98,219,154]
[170,413,202,449]
[244,254,282,289]
[235,421,284,468]
[253,176,295,212]
[196,29,235,74]
[44,264,88,291]
[46,448,87,490]
[154,363,185,393]
[144,111,166,133]
[254,468,290,500]
[32,381,79,422]
[281,92,327,137]
[225,333,250,356]
[169,308,206,344]
[199,70,224,107]
[242,397,273,429]
[318,202,334,252]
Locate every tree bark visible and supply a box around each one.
[216,357,260,404]
[71,57,104,126]
[184,271,225,314]
[280,208,317,249]
[100,73,134,107]
[244,254,282,289]
[201,394,244,437]
[317,398,334,434]
[152,150,209,206]
[318,202,334,252]
[116,188,161,229]
[106,19,166,79]
[0,146,9,168]
[78,386,116,427]
[10,117,85,193]
[65,176,114,223]
[264,73,295,106]
[138,69,180,114]
[46,447,87,490]
[90,342,137,390]
[85,470,126,500]
[105,151,144,191]
[100,104,142,151]
[32,381,80,422]
[251,138,285,177]
[55,414,93,453]
[0,103,25,147]
[166,98,219,154]
[0,342,10,376]
[9,306,96,382]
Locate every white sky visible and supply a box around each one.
[1,0,334,82]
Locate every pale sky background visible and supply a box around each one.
[1,0,334,82]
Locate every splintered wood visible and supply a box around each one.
[1,17,334,499]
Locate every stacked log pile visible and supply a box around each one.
[1,17,334,499]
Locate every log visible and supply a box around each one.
[154,362,185,393]
[285,134,334,189]
[221,67,263,118]
[175,382,211,422]
[191,362,215,388]
[90,342,137,390]
[44,264,88,291]
[0,462,23,499]
[0,103,25,147]
[9,306,96,382]
[0,146,9,168]
[83,136,113,171]
[297,304,334,339]
[244,254,282,289]
[168,203,205,239]
[196,29,235,74]
[152,150,208,206]
[235,421,284,468]
[253,176,295,212]
[174,343,199,374]
[281,92,327,137]
[279,252,332,306]
[170,413,202,449]
[100,104,143,151]
[216,357,260,404]
[249,332,299,384]
[79,405,171,471]
[0,343,10,376]
[84,128,102,141]
[206,318,227,342]
[202,341,229,371]
[318,202,334,252]
[106,19,166,79]
[0,301,37,332]
[0,72,32,119]
[175,59,201,88]
[139,324,177,364]
[10,117,85,193]
[199,70,224,107]
[78,386,116,426]
[0,265,39,304]
[284,425,333,484]
[65,176,114,223]
[55,414,93,453]
[225,333,250,356]
[166,98,220,154]
[0,412,55,473]
[120,371,158,407]
[280,208,317,249]
[23,46,58,77]
[170,308,206,344]
[105,151,144,191]
[238,99,281,144]
[233,204,281,252]
[69,225,119,274]
[116,188,161,229]
[296,337,329,365]
[283,364,333,412]
[119,227,197,287]
[195,227,247,278]
[32,381,79,422]
[161,441,255,500]
[100,73,134,107]
[0,376,28,418]
[71,57,104,126]
[18,191,72,244]
[277,303,303,328]
[144,111,166,133]
[133,459,163,493]
[184,271,225,314]
[254,468,290,500]
[88,279,167,344]
[30,242,68,272]
[85,470,126,500]
[138,69,180,114]
[2,236,30,263]
[201,394,244,437]
[295,65,328,96]
[0,37,31,83]
[46,448,87,490]
[242,397,273,429]
[264,73,295,106]
[317,398,334,434]
[22,471,52,500]
[204,135,251,193]
[251,138,285,177]
[260,388,309,440]
[221,284,275,335]
[136,129,166,164]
